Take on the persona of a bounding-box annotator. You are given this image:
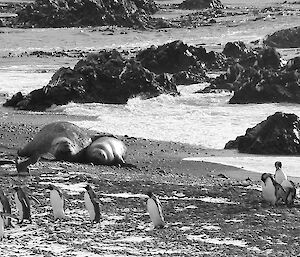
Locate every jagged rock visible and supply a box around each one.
[179,0,224,9]
[225,112,300,155]
[15,0,158,28]
[201,45,286,95]
[3,50,179,111]
[228,58,300,104]
[222,41,255,59]
[136,40,227,84]
[264,26,300,48]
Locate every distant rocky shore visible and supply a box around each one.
[0,0,226,29]
[4,38,300,110]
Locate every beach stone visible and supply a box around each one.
[264,26,300,48]
[3,50,179,111]
[15,0,158,28]
[179,0,224,9]
[225,112,300,155]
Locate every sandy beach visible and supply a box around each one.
[0,109,300,256]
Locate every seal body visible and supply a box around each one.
[13,187,31,224]
[47,185,66,220]
[0,189,11,227]
[146,192,165,229]
[85,137,127,165]
[84,185,101,223]
[16,121,92,172]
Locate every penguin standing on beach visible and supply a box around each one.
[281,179,296,206]
[46,184,66,220]
[0,212,6,241]
[83,184,101,223]
[274,161,287,184]
[261,173,286,206]
[13,186,31,224]
[146,191,165,229]
[0,189,11,227]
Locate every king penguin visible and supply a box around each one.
[261,173,286,206]
[0,212,5,241]
[0,188,11,227]
[146,191,165,229]
[84,184,101,223]
[274,161,287,185]
[281,179,296,207]
[46,184,66,220]
[13,186,31,224]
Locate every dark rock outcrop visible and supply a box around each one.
[4,50,179,111]
[15,0,158,28]
[200,42,296,100]
[227,51,299,104]
[225,112,300,155]
[228,68,300,104]
[264,26,300,48]
[136,40,227,84]
[222,41,255,60]
[179,0,224,9]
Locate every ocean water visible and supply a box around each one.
[0,0,300,152]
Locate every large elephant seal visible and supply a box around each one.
[85,136,127,166]
[16,121,92,173]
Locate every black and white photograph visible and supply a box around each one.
[0,0,300,255]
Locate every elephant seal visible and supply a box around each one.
[85,136,127,166]
[16,121,92,173]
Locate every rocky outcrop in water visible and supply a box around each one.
[225,112,300,155]
[15,0,158,28]
[227,50,299,104]
[178,0,224,9]
[197,42,300,103]
[4,50,179,111]
[264,26,300,48]
[222,41,255,60]
[136,40,227,84]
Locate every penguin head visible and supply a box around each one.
[84,184,91,191]
[146,191,153,198]
[261,173,273,184]
[12,186,20,192]
[46,184,54,191]
[275,161,282,170]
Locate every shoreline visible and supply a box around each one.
[2,105,298,184]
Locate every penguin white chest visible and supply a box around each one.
[275,169,287,184]
[0,216,4,240]
[147,198,164,228]
[84,192,95,220]
[14,192,23,220]
[50,191,65,219]
[0,201,3,212]
[262,179,276,205]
